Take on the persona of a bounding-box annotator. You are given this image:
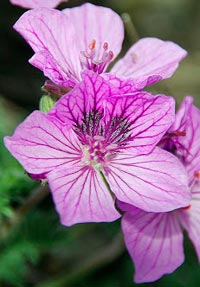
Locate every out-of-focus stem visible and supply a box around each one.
[14,184,49,221]
[121,13,139,44]
[38,231,125,287]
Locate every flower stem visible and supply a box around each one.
[37,231,125,287]
[121,13,139,44]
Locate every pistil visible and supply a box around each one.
[81,136,117,171]
[80,39,114,74]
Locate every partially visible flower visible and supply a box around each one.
[4,72,190,226]
[13,3,187,94]
[10,0,67,9]
[119,96,200,283]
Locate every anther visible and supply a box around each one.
[108,51,114,60]
[171,130,186,137]
[89,39,96,50]
[182,205,191,211]
[194,171,200,179]
[103,42,108,51]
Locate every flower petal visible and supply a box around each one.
[13,8,81,85]
[107,147,191,212]
[103,73,162,93]
[63,3,124,63]
[4,111,81,175]
[172,97,200,180]
[10,0,66,8]
[50,72,175,156]
[104,92,175,156]
[111,37,187,86]
[179,184,200,261]
[48,71,120,124]
[121,206,184,283]
[47,166,120,226]
[29,51,74,87]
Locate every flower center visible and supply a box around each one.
[159,129,187,158]
[81,135,117,171]
[80,39,114,74]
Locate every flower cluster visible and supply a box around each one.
[6,1,200,283]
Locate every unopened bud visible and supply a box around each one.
[39,95,56,113]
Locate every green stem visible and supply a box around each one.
[121,13,139,44]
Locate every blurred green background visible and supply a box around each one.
[0,0,200,286]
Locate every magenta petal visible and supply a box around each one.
[103,73,162,93]
[47,167,120,226]
[104,92,175,156]
[29,51,75,88]
[48,71,120,124]
[173,97,200,179]
[107,147,191,212]
[179,185,200,261]
[121,208,184,283]
[10,0,67,8]
[13,8,81,85]
[4,111,81,175]
[111,37,187,85]
[63,3,124,63]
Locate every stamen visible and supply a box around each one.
[103,42,108,51]
[89,39,96,50]
[81,135,118,171]
[194,171,200,179]
[81,51,90,58]
[108,51,114,60]
[171,130,186,137]
[80,39,114,74]
[182,205,191,211]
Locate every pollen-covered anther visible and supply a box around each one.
[80,40,114,74]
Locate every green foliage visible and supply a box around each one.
[0,100,37,222]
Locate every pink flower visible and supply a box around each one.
[13,3,187,92]
[10,0,67,9]
[119,96,200,283]
[4,72,190,226]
